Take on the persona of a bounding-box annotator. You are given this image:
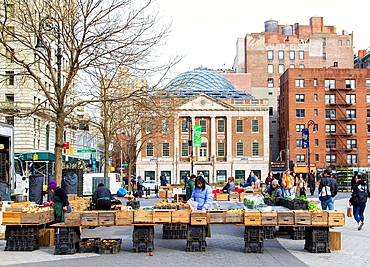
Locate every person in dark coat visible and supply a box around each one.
[160,174,167,186]
[307,169,316,196]
[349,174,369,230]
[93,183,113,210]
[222,176,235,193]
[48,180,70,222]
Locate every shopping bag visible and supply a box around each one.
[347,205,353,217]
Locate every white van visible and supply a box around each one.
[83,173,122,196]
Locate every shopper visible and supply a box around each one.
[318,169,338,210]
[307,170,316,196]
[137,175,144,196]
[93,183,113,210]
[222,177,235,193]
[351,171,359,189]
[185,174,196,200]
[160,173,167,186]
[349,174,369,230]
[265,172,274,186]
[48,180,70,222]
[246,171,256,187]
[282,170,294,197]
[262,179,283,198]
[190,176,212,210]
[295,173,306,197]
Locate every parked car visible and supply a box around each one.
[143,180,159,191]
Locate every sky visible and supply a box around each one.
[156,0,370,78]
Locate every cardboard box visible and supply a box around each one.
[39,228,55,247]
[115,210,133,225]
[244,211,261,226]
[153,210,172,223]
[171,210,190,224]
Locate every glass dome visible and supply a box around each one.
[167,67,254,100]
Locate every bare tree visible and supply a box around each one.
[0,0,180,185]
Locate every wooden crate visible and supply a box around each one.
[65,212,81,226]
[208,210,226,224]
[81,211,99,226]
[21,212,42,224]
[261,211,277,225]
[228,193,239,202]
[159,190,173,198]
[10,202,31,208]
[39,228,55,247]
[2,211,22,224]
[225,211,244,223]
[98,211,116,226]
[133,210,153,224]
[171,210,190,224]
[244,211,261,226]
[153,210,172,223]
[216,193,229,201]
[115,210,133,225]
[277,211,294,225]
[190,211,208,225]
[253,188,262,194]
[294,210,311,225]
[327,211,345,226]
[329,231,341,250]
[239,193,245,202]
[311,211,328,226]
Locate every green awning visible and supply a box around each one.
[16,152,80,163]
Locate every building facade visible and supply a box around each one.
[233,16,354,161]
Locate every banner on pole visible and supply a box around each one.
[301,128,308,149]
[193,125,202,147]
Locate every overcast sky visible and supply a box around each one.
[156,0,370,78]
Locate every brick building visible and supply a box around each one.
[279,68,370,188]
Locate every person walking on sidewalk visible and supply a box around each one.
[307,169,316,196]
[349,174,369,230]
[318,169,338,210]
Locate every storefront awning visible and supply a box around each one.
[16,152,80,163]
[293,166,317,173]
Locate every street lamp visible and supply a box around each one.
[35,17,62,97]
[186,117,194,175]
[306,120,316,179]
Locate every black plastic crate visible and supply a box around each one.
[163,229,187,239]
[79,238,100,253]
[263,226,275,239]
[133,226,154,242]
[127,200,140,210]
[292,201,308,210]
[54,242,78,255]
[304,240,330,253]
[187,225,206,242]
[244,241,264,253]
[133,240,154,253]
[98,239,122,254]
[186,241,206,252]
[305,227,330,242]
[244,227,264,242]
[163,223,187,231]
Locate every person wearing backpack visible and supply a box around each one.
[349,174,369,230]
[318,169,338,210]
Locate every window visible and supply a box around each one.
[236,142,244,156]
[296,154,305,163]
[217,142,225,157]
[200,120,207,133]
[267,50,274,60]
[347,154,357,164]
[278,50,284,60]
[326,139,336,148]
[368,140,370,149]
[162,142,169,157]
[326,154,336,163]
[267,64,274,74]
[5,48,14,63]
[346,79,356,89]
[323,53,326,60]
[251,120,259,132]
[146,143,153,157]
[296,109,305,118]
[314,94,318,101]
[315,154,319,161]
[269,107,273,116]
[217,119,225,133]
[346,124,356,134]
[325,124,336,133]
[367,94,370,103]
[322,38,326,45]
[325,109,336,119]
[5,71,14,86]
[295,79,304,88]
[366,79,370,89]
[162,119,169,133]
[5,94,14,102]
[347,40,351,47]
[347,139,357,149]
[278,64,284,74]
[314,79,318,86]
[299,51,304,60]
[346,109,356,119]
[313,109,318,116]
[289,64,295,68]
[267,78,273,88]
[181,143,188,157]
[368,124,370,133]
[346,94,356,104]
[296,124,305,132]
[338,40,342,47]
[236,119,243,133]
[181,119,188,133]
[252,142,259,156]
[368,109,370,118]
[289,51,295,60]
[296,94,305,102]
[325,94,335,104]
[296,139,302,148]
[299,64,305,68]
[325,79,335,89]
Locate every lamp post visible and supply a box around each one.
[187,117,194,175]
[306,120,316,179]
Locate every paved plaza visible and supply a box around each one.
[1,192,369,267]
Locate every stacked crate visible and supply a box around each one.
[54,227,80,255]
[132,226,154,252]
[263,226,275,239]
[4,226,39,251]
[162,223,187,239]
[244,226,264,253]
[290,226,305,240]
[98,239,122,254]
[79,238,100,253]
[186,225,206,252]
[305,227,330,253]
[0,153,7,182]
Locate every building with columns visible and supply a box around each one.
[135,68,270,184]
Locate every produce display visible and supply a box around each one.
[154,201,190,210]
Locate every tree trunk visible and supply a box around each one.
[54,113,66,186]
[104,140,110,178]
